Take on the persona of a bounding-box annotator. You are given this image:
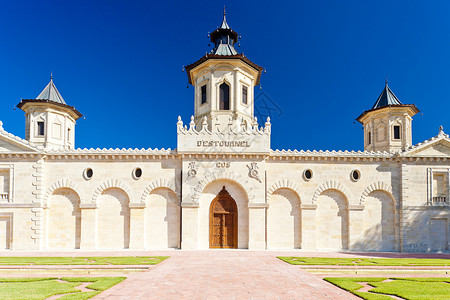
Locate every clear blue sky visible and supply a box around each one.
[1,0,449,151]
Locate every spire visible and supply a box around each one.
[220,6,230,29]
[210,9,239,56]
[36,76,66,104]
[371,81,402,109]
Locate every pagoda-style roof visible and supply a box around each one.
[17,78,83,120]
[36,78,66,104]
[356,82,419,123]
[372,82,402,109]
[185,53,263,85]
[186,10,263,85]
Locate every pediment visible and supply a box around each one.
[406,139,450,157]
[0,132,38,153]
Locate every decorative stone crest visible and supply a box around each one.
[185,161,198,182]
[438,125,445,137]
[247,162,262,183]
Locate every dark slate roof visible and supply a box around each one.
[17,78,82,119]
[356,82,419,123]
[36,79,66,104]
[371,82,402,109]
[211,43,238,56]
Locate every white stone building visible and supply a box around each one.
[0,14,449,252]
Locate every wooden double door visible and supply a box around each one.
[209,187,238,249]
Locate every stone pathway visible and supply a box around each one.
[92,251,359,300]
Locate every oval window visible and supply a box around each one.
[303,169,313,181]
[133,168,143,180]
[83,168,93,180]
[351,169,361,181]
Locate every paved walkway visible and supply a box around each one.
[92,251,359,300]
[0,250,448,299]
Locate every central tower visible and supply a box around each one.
[185,10,263,131]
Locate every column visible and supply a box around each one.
[181,203,199,249]
[129,203,146,250]
[79,203,97,249]
[301,204,317,250]
[348,205,364,250]
[248,203,267,250]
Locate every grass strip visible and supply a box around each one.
[0,277,57,282]
[0,256,169,265]
[0,276,126,300]
[369,279,450,300]
[278,256,450,266]
[61,277,126,291]
[0,279,80,300]
[324,277,450,300]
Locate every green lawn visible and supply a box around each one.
[278,256,450,266]
[0,277,126,300]
[324,277,450,300]
[0,256,169,265]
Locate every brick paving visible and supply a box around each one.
[92,251,359,300]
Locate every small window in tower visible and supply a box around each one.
[242,86,248,105]
[393,125,401,140]
[219,83,230,110]
[201,85,207,104]
[368,131,371,145]
[37,121,45,136]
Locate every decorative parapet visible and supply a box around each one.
[177,115,271,154]
[0,121,41,152]
[402,126,450,156]
[271,149,394,158]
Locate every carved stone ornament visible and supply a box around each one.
[185,162,198,182]
[247,162,262,183]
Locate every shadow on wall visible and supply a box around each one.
[352,190,395,252]
[352,192,449,253]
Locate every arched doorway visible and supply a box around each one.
[209,186,237,248]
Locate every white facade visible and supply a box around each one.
[0,16,449,253]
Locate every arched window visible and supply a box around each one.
[219,83,230,110]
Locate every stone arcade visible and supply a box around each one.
[0,13,449,252]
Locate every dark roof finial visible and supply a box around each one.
[50,71,53,81]
[385,76,388,86]
[220,6,230,29]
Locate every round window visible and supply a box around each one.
[83,168,93,180]
[303,169,313,181]
[351,169,361,181]
[133,168,143,180]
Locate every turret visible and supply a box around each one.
[357,81,419,152]
[17,77,82,150]
[184,9,263,131]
